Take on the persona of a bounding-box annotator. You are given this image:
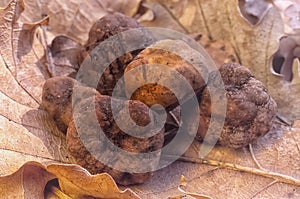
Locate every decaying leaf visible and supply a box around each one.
[47,164,141,199]
[155,0,299,120]
[238,0,273,26]
[48,35,85,77]
[0,0,72,177]
[134,120,300,198]
[195,35,238,67]
[137,2,187,33]
[0,162,54,199]
[273,0,300,35]
[47,0,142,44]
[0,0,48,104]
[0,161,140,199]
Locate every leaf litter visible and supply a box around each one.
[0,0,299,198]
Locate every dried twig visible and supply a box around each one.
[40,23,55,77]
[249,144,265,170]
[275,115,292,126]
[250,180,278,199]
[162,155,300,187]
[291,134,300,155]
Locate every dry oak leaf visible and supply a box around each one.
[0,161,140,199]
[147,0,299,121]
[0,0,70,180]
[1,4,136,198]
[138,122,299,198]
[0,0,142,44]
[0,162,54,199]
[47,164,141,199]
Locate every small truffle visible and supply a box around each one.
[42,77,75,133]
[42,77,98,133]
[84,12,153,96]
[66,92,164,185]
[198,63,277,148]
[124,39,208,109]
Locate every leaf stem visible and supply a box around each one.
[249,144,265,170]
[48,185,72,199]
[162,155,300,187]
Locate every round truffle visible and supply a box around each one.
[42,77,98,133]
[42,77,75,133]
[66,93,164,185]
[124,39,208,109]
[84,12,153,96]
[198,63,277,148]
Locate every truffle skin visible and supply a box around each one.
[42,77,98,133]
[66,93,164,185]
[84,12,153,96]
[42,77,75,133]
[198,63,277,148]
[124,39,208,109]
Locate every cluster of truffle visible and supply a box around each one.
[42,12,277,185]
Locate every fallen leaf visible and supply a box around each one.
[137,2,187,33]
[149,0,300,120]
[195,35,238,67]
[273,0,300,35]
[0,161,140,199]
[0,0,72,178]
[47,164,141,199]
[238,0,273,26]
[47,0,142,44]
[48,35,84,77]
[134,122,300,198]
[167,175,213,199]
[0,162,55,199]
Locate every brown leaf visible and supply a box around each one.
[153,0,299,120]
[0,162,55,198]
[0,162,141,199]
[137,2,187,33]
[134,122,300,198]
[0,0,72,176]
[0,0,48,104]
[47,0,142,44]
[273,0,300,35]
[195,35,238,67]
[238,0,273,26]
[1,0,142,45]
[47,164,141,199]
[48,35,84,77]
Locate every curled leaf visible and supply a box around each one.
[270,35,300,81]
[0,162,55,199]
[273,0,300,34]
[47,164,141,199]
[49,35,84,77]
[0,162,141,199]
[238,0,273,26]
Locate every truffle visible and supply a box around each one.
[198,63,277,148]
[124,39,208,109]
[41,77,75,133]
[41,76,98,133]
[84,12,154,96]
[66,92,164,185]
